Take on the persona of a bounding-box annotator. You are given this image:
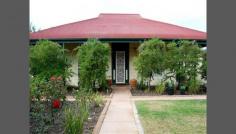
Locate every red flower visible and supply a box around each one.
[52,99,60,109]
[50,76,56,81]
[57,76,62,81]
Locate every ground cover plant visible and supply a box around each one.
[136,100,206,134]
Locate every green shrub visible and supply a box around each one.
[201,51,207,80]
[76,39,110,91]
[64,90,91,134]
[30,39,72,81]
[30,101,51,134]
[155,82,165,94]
[92,93,104,107]
[64,102,89,134]
[134,39,166,90]
[30,75,46,101]
[188,79,201,94]
[75,89,93,105]
[44,76,67,101]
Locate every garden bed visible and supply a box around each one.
[66,86,112,97]
[30,101,105,134]
[131,85,207,96]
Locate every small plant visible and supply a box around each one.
[166,81,175,95]
[137,80,147,91]
[92,93,104,107]
[64,102,89,134]
[64,89,90,134]
[179,83,186,95]
[188,79,201,94]
[155,82,165,94]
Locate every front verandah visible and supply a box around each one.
[64,42,141,87]
[59,39,206,87]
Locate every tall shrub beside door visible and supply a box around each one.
[75,39,111,91]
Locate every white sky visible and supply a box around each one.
[30,0,206,32]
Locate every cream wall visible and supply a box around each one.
[106,44,112,79]
[64,44,79,87]
[128,43,170,86]
[66,54,79,86]
[129,43,140,80]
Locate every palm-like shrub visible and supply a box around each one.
[75,39,110,91]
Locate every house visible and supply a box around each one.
[30,13,207,86]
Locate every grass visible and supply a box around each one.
[136,100,206,134]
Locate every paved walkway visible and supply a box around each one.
[99,86,139,134]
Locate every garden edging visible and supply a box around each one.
[92,92,113,134]
[132,100,144,134]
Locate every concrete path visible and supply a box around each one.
[99,86,139,134]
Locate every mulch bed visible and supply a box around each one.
[66,87,112,97]
[30,101,105,134]
[131,85,207,96]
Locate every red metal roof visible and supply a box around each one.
[30,13,206,40]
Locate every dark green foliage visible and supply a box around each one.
[44,76,67,101]
[134,39,205,94]
[30,101,51,134]
[64,102,89,134]
[76,39,110,91]
[30,40,72,133]
[30,40,72,81]
[134,39,166,90]
[200,51,207,80]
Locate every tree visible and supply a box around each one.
[76,39,110,91]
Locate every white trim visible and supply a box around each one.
[115,51,125,84]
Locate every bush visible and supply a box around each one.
[30,75,46,101]
[134,39,166,90]
[166,81,175,95]
[92,93,104,107]
[30,39,72,81]
[64,102,89,134]
[188,79,201,94]
[201,51,207,80]
[64,89,91,134]
[30,101,51,134]
[76,39,110,91]
[155,82,165,94]
[44,76,67,101]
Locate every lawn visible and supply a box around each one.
[136,100,206,134]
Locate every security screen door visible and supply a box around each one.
[116,51,125,83]
[112,43,129,84]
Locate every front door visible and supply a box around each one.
[112,43,129,84]
[116,51,125,83]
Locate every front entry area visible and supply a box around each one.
[112,43,129,84]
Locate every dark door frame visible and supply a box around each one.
[111,43,129,84]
